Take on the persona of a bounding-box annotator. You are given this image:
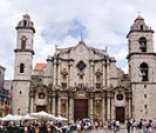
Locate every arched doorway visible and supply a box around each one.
[115,107,125,123]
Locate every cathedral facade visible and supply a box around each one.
[11,14,156,123]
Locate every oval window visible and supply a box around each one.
[38,93,45,99]
[116,94,124,101]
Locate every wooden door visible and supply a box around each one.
[74,99,88,121]
[36,106,47,112]
[115,107,125,123]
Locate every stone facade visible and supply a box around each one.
[0,66,5,88]
[0,66,11,116]
[11,14,156,123]
[128,16,156,120]
[12,14,35,114]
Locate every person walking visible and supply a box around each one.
[127,119,131,133]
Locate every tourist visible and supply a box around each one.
[127,119,131,133]
[132,119,137,133]
[147,120,153,133]
[39,122,48,133]
[116,120,120,131]
[94,120,99,129]
[143,120,148,133]
[138,119,143,129]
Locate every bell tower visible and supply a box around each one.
[12,14,35,114]
[127,15,156,120]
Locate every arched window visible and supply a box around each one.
[21,36,27,49]
[139,37,147,52]
[140,25,143,31]
[23,20,27,27]
[140,63,148,81]
[20,63,25,73]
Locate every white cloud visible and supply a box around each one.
[115,49,128,60]
[1,0,156,79]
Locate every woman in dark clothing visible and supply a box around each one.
[127,120,131,133]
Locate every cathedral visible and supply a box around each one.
[11,14,156,123]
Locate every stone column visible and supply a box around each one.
[102,61,106,88]
[69,93,74,123]
[52,92,56,115]
[111,93,115,120]
[48,94,52,113]
[66,98,68,118]
[107,93,111,120]
[68,61,73,87]
[106,60,110,87]
[102,93,105,124]
[90,61,94,87]
[30,97,34,113]
[89,92,94,119]
[57,96,61,116]
[29,90,34,113]
[68,64,70,88]
[127,93,132,119]
[57,60,61,86]
[53,59,57,86]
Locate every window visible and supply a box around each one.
[96,83,101,89]
[20,63,24,73]
[76,61,86,71]
[17,108,21,115]
[140,25,143,31]
[23,20,27,27]
[144,94,147,98]
[21,39,26,49]
[140,63,148,81]
[139,37,147,52]
[21,36,27,49]
[145,104,148,114]
[19,90,22,94]
[116,94,124,101]
[62,82,67,89]
[38,93,45,99]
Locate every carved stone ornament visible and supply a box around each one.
[61,68,68,77]
[95,69,102,77]
[77,71,85,78]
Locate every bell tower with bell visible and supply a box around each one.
[127,15,156,120]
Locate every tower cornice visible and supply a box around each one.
[127,30,154,38]
[127,52,156,59]
[14,48,35,55]
[16,26,35,33]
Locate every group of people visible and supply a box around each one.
[107,119,155,133]
[0,121,65,133]
[107,120,121,132]
[0,118,155,133]
[127,119,155,133]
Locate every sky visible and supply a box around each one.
[1,0,156,80]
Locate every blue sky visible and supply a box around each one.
[1,0,156,79]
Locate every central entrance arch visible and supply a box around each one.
[74,99,88,121]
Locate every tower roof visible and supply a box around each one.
[135,15,144,21]
[16,14,35,33]
[127,15,154,37]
